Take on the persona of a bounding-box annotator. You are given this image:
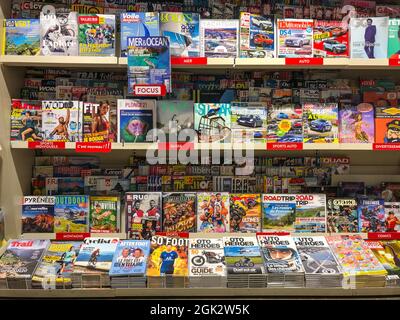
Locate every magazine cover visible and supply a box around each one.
[194,103,231,143]
[41,100,81,142]
[117,99,157,143]
[388,18,400,58]
[109,240,151,276]
[10,99,42,141]
[127,36,171,94]
[262,194,296,232]
[382,182,400,202]
[294,236,342,274]
[54,195,89,233]
[374,106,400,143]
[223,236,264,275]
[46,177,85,196]
[239,12,275,58]
[22,196,55,233]
[377,6,400,18]
[120,12,160,57]
[277,19,313,58]
[146,235,189,276]
[384,202,400,232]
[32,241,81,287]
[257,234,304,273]
[343,0,376,18]
[231,102,267,143]
[229,194,261,233]
[339,103,375,143]
[358,199,386,232]
[350,17,389,59]
[78,14,115,56]
[2,19,40,55]
[327,198,359,233]
[82,102,110,142]
[189,237,225,277]
[326,235,387,277]
[294,194,327,233]
[74,237,119,272]
[366,240,400,276]
[89,196,120,233]
[125,192,162,239]
[267,104,303,143]
[160,12,200,57]
[303,103,339,144]
[40,12,78,56]
[197,192,230,233]
[338,181,365,197]
[157,100,194,142]
[162,193,196,233]
[0,240,49,279]
[313,20,349,57]
[200,19,239,58]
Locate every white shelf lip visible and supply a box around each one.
[0,55,119,67]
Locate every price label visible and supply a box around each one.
[171,57,208,65]
[266,143,303,150]
[28,141,65,149]
[285,58,323,65]
[75,142,112,153]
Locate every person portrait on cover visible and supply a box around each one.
[159,244,178,275]
[364,18,377,59]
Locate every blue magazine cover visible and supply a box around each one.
[109,240,150,276]
[54,195,89,233]
[127,36,171,94]
[160,12,200,57]
[3,19,40,55]
[120,12,160,57]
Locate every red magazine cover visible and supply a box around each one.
[313,20,349,58]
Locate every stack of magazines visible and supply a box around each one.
[294,236,343,288]
[224,236,266,288]
[188,237,226,288]
[72,237,118,288]
[257,234,305,288]
[0,239,49,289]
[327,235,388,288]
[109,240,150,288]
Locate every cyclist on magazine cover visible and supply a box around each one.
[159,244,178,275]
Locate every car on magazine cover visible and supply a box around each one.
[289,127,303,135]
[310,119,332,132]
[284,33,311,47]
[326,26,346,37]
[323,39,347,53]
[253,34,274,46]
[251,16,273,30]
[237,115,264,127]
[247,50,266,58]
[267,123,278,131]
[253,131,264,139]
[294,47,312,55]
[276,112,289,119]
[278,134,303,143]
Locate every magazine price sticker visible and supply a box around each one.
[171,57,208,65]
[285,58,323,65]
[28,141,65,149]
[132,84,167,97]
[56,232,90,241]
[266,142,303,150]
[158,142,194,151]
[373,143,400,150]
[75,142,112,153]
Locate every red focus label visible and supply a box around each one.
[373,143,400,150]
[28,141,65,149]
[132,84,166,96]
[285,58,323,65]
[267,143,303,150]
[56,233,90,241]
[368,232,400,240]
[158,142,194,151]
[75,142,112,153]
[389,59,400,66]
[171,57,208,65]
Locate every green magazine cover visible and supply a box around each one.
[388,19,400,58]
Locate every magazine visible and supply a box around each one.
[382,183,400,202]
[350,17,389,59]
[109,240,151,276]
[194,103,231,143]
[120,12,160,57]
[78,14,115,56]
[339,103,375,143]
[388,18,400,58]
[327,198,359,233]
[10,99,42,141]
[82,102,111,142]
[197,192,230,233]
[366,240,400,276]
[162,193,196,233]
[200,19,239,58]
[189,237,225,277]
[160,12,200,57]
[294,194,327,233]
[229,194,261,233]
[125,192,162,239]
[74,237,119,272]
[262,194,296,232]
[277,19,313,58]
[303,103,339,144]
[89,196,120,233]
[117,99,157,143]
[358,199,386,232]
[239,12,275,58]
[374,106,400,143]
[41,100,81,142]
[127,36,171,94]
[267,104,303,143]
[40,12,78,56]
[22,196,55,233]
[54,195,89,233]
[313,20,349,57]
[384,202,400,232]
[2,19,40,55]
